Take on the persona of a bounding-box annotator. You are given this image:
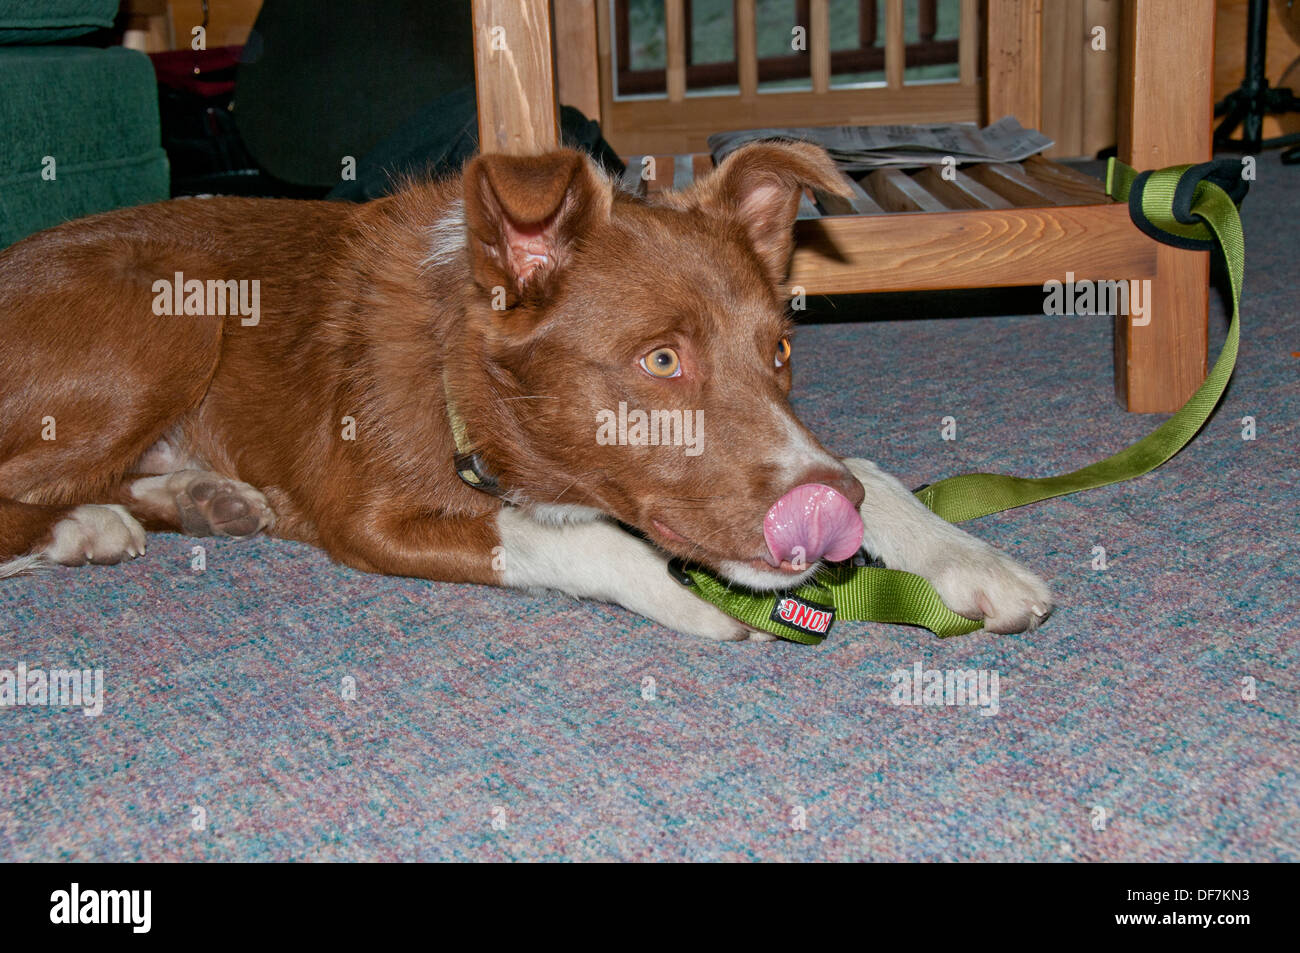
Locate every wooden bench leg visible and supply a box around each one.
[1113,245,1210,412]
[1114,0,1214,412]
[471,0,560,155]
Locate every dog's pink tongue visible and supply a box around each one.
[764,483,864,567]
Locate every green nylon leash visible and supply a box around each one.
[679,158,1248,644]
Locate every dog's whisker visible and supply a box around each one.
[675,522,733,567]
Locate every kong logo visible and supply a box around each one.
[770,595,835,637]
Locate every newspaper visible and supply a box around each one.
[707,116,1053,171]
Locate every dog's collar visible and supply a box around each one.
[443,366,507,497]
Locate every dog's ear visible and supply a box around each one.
[682,141,850,284]
[463,149,611,305]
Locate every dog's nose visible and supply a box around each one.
[764,482,865,567]
[797,465,866,509]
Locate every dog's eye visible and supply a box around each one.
[640,347,681,379]
[775,336,791,368]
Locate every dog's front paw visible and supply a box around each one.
[662,592,767,642]
[640,577,770,642]
[923,543,1053,634]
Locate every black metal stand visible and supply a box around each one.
[1214,0,1300,164]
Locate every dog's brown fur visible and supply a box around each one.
[0,142,865,583]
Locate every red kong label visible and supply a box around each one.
[770,595,835,636]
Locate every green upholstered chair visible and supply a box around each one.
[0,0,169,248]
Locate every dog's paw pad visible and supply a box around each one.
[176,479,273,538]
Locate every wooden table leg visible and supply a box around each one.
[1115,0,1215,412]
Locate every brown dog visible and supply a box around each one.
[0,142,1050,640]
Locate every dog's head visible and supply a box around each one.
[455,142,865,590]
